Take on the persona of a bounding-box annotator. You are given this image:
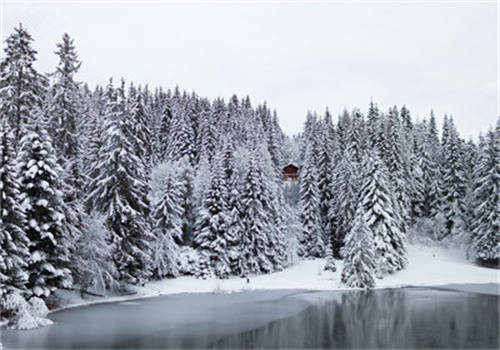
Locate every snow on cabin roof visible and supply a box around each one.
[283,163,299,170]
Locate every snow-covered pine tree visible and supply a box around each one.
[196,98,218,163]
[409,137,425,221]
[0,24,47,141]
[128,86,153,172]
[259,144,287,271]
[47,33,82,172]
[328,150,360,259]
[470,119,499,261]
[150,165,182,279]
[323,241,337,272]
[17,124,72,297]
[298,143,324,258]
[47,33,87,281]
[166,107,196,164]
[238,152,274,275]
[193,151,231,279]
[358,150,408,276]
[220,139,244,274]
[175,156,195,246]
[346,108,365,164]
[384,106,411,227]
[440,117,467,238]
[417,130,441,218]
[341,205,377,288]
[86,82,153,285]
[366,100,380,149]
[154,99,174,164]
[317,109,336,241]
[267,112,284,170]
[0,122,29,306]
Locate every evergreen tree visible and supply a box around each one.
[151,166,182,279]
[196,99,218,163]
[384,106,410,226]
[317,109,336,239]
[470,120,499,261]
[328,150,360,258]
[166,109,196,164]
[358,151,407,276]
[238,152,274,275]
[341,206,377,288]
[17,125,72,297]
[154,100,174,164]
[0,122,29,304]
[298,144,324,258]
[128,87,153,171]
[47,33,86,280]
[193,152,231,278]
[47,33,82,171]
[366,100,380,149]
[86,84,153,285]
[0,24,47,140]
[440,117,467,238]
[220,140,244,274]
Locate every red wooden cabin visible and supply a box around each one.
[282,164,299,182]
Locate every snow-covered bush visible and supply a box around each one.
[407,218,440,246]
[72,214,118,293]
[150,161,175,202]
[176,246,201,276]
[195,253,213,279]
[282,208,300,268]
[1,293,52,330]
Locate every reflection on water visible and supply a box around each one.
[215,288,499,348]
[2,288,498,349]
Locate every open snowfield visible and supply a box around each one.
[52,243,499,313]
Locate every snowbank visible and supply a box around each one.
[146,244,499,295]
[49,244,499,315]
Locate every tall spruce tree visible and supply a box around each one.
[341,205,377,288]
[0,122,29,304]
[358,151,407,276]
[86,83,153,285]
[238,152,274,275]
[298,143,324,258]
[17,125,73,297]
[317,109,336,240]
[193,152,231,278]
[151,166,182,279]
[470,120,499,261]
[328,150,360,258]
[0,24,47,141]
[440,117,467,238]
[48,33,86,280]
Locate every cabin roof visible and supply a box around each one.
[283,163,299,171]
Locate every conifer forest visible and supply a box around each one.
[0,23,498,334]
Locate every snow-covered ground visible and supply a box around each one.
[51,243,499,313]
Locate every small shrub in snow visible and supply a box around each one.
[195,253,213,279]
[323,243,337,272]
[73,214,119,292]
[176,246,201,276]
[407,218,439,246]
[1,293,52,330]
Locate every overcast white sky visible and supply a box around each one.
[1,0,498,137]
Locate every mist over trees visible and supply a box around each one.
[0,25,498,328]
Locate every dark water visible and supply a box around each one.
[1,287,499,349]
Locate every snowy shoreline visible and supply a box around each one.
[48,243,499,315]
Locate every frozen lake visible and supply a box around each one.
[2,286,499,349]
